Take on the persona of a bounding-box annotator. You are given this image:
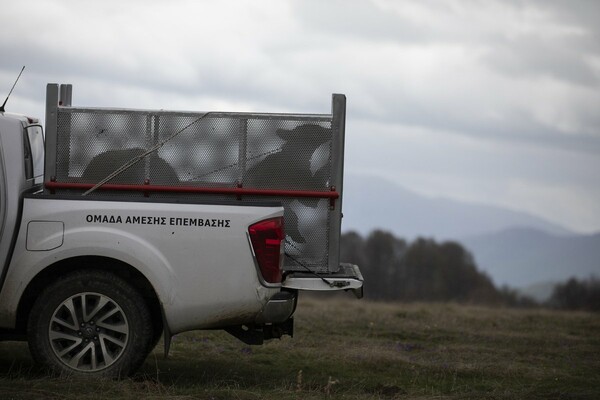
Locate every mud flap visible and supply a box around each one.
[282,263,364,298]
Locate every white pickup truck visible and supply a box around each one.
[0,83,362,377]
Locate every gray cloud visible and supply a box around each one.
[1,0,599,231]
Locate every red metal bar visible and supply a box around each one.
[44,181,340,199]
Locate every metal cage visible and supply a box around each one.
[44,84,346,273]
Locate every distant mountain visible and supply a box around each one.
[342,174,570,239]
[461,228,600,288]
[341,174,599,289]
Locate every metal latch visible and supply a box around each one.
[330,280,350,288]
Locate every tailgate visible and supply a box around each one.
[282,263,364,298]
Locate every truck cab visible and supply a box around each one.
[0,112,44,281]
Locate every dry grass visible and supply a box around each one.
[1,297,599,399]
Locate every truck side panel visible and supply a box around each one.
[0,196,283,334]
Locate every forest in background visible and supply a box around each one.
[340,230,600,311]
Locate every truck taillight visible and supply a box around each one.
[248,217,285,284]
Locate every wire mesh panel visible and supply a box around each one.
[45,85,345,273]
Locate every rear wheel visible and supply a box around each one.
[27,270,153,378]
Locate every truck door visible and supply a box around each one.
[0,117,42,292]
[0,122,8,276]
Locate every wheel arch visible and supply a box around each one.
[15,256,164,340]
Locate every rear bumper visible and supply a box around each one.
[255,290,297,324]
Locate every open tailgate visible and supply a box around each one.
[282,263,364,298]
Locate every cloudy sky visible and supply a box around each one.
[2,0,599,233]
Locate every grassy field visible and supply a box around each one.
[1,296,599,399]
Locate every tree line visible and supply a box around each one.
[340,230,598,311]
[547,277,600,312]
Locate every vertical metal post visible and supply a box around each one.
[328,93,347,272]
[145,114,153,182]
[238,118,248,187]
[154,115,161,181]
[44,84,59,193]
[59,84,72,107]
[57,84,73,185]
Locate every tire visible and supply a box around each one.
[27,269,153,378]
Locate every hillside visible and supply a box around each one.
[342,174,570,239]
[341,174,600,288]
[461,227,600,287]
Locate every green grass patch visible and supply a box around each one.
[1,298,599,399]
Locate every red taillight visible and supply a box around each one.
[248,217,285,284]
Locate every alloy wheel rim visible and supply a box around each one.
[48,292,129,372]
